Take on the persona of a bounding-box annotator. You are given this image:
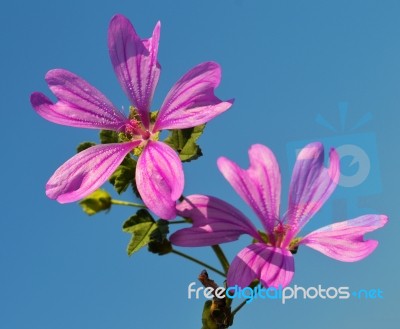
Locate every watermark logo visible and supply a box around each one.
[188,282,383,304]
[286,102,382,228]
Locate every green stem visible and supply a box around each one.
[168,220,189,224]
[231,300,247,316]
[171,249,226,277]
[111,199,146,208]
[230,280,259,315]
[211,245,230,275]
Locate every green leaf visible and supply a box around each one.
[164,124,206,162]
[79,189,112,215]
[76,141,96,153]
[148,220,172,255]
[109,156,137,194]
[126,221,157,255]
[122,209,154,230]
[99,129,119,144]
[123,209,156,256]
[123,211,172,256]
[148,239,172,255]
[150,219,169,238]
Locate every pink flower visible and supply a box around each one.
[30,14,233,219]
[170,143,388,287]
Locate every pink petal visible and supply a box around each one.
[153,62,233,131]
[31,70,128,130]
[136,141,183,219]
[108,14,160,128]
[283,142,340,245]
[46,141,139,203]
[170,195,261,246]
[217,144,281,242]
[227,243,294,288]
[300,214,388,262]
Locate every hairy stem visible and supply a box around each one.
[111,199,146,208]
[168,220,189,224]
[211,245,230,275]
[171,249,226,277]
[231,300,247,316]
[230,280,259,316]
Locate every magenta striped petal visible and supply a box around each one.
[108,14,160,128]
[153,62,233,131]
[46,141,139,203]
[283,143,340,245]
[227,243,294,288]
[299,214,388,262]
[136,141,183,219]
[31,69,128,130]
[217,144,281,241]
[170,195,261,246]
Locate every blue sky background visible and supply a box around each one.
[1,0,399,328]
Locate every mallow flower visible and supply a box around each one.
[170,142,388,288]
[30,14,233,219]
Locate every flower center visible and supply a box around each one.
[256,223,301,254]
[273,223,288,248]
[124,118,150,140]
